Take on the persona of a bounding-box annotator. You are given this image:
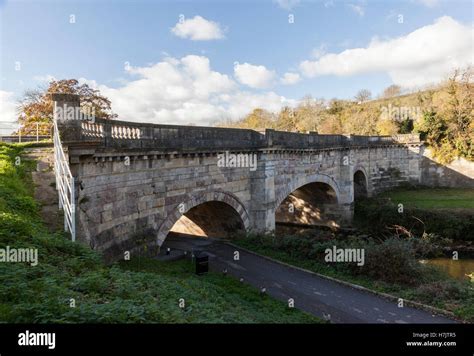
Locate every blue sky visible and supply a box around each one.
[0,0,473,128]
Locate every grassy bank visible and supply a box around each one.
[0,143,318,323]
[380,187,474,210]
[232,233,474,322]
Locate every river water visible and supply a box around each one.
[420,258,474,281]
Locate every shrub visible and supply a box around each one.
[412,233,450,258]
[357,238,422,285]
[414,281,465,303]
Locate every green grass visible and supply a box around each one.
[380,188,474,209]
[232,234,474,322]
[0,142,319,323]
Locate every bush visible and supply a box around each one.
[412,233,450,258]
[357,238,422,285]
[414,281,465,303]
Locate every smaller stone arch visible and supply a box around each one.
[353,165,369,185]
[156,190,250,246]
[353,166,369,199]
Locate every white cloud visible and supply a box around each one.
[78,78,100,89]
[88,55,292,125]
[281,72,301,85]
[415,0,439,7]
[33,74,56,83]
[0,90,18,134]
[324,1,335,8]
[221,91,296,119]
[311,43,327,59]
[233,62,276,89]
[348,4,365,17]
[171,16,224,41]
[274,0,300,10]
[0,91,17,122]
[299,16,473,87]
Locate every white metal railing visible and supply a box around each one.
[0,122,52,143]
[53,110,76,241]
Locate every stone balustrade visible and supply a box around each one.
[61,117,421,151]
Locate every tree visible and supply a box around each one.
[286,95,326,132]
[415,67,474,162]
[429,67,473,161]
[318,115,343,134]
[382,84,402,98]
[327,99,347,115]
[376,118,398,135]
[343,106,379,135]
[398,118,414,134]
[276,106,298,131]
[17,79,116,134]
[237,108,275,129]
[354,89,372,103]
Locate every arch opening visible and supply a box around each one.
[275,182,340,228]
[168,201,245,239]
[354,170,368,200]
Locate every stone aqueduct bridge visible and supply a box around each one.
[55,95,422,260]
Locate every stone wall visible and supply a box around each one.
[420,147,474,188]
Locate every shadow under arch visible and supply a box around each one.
[275,174,342,228]
[274,173,342,210]
[156,191,250,246]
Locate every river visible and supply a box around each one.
[420,258,474,281]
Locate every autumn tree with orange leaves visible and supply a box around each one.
[17,79,116,135]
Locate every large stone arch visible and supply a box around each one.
[156,190,250,246]
[274,173,342,212]
[274,173,345,228]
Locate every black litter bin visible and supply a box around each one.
[194,251,209,275]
